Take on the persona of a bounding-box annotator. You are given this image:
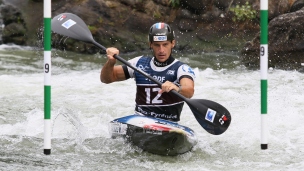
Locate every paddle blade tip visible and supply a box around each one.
[51,13,94,43]
[188,99,232,135]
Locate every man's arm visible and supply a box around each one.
[100,62,126,84]
[100,47,126,84]
[178,77,194,98]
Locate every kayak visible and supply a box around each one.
[109,114,197,156]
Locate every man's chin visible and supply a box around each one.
[156,57,167,62]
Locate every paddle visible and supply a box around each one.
[51,13,231,135]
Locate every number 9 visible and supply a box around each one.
[45,63,49,73]
[260,46,265,56]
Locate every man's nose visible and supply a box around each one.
[159,45,165,52]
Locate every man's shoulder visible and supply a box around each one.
[171,59,185,68]
[138,56,152,61]
[129,55,151,63]
[136,56,153,65]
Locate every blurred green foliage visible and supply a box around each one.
[169,0,180,8]
[229,2,257,22]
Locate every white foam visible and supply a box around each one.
[0,49,303,170]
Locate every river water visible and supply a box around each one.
[0,44,303,171]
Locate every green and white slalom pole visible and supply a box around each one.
[260,0,268,150]
[44,0,51,155]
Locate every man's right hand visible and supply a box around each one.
[101,47,126,83]
[106,47,119,61]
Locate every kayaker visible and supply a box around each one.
[100,22,195,122]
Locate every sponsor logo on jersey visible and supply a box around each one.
[152,75,165,82]
[153,60,169,67]
[167,70,175,75]
[138,65,149,71]
[182,65,195,77]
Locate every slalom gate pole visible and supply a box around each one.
[43,0,51,155]
[260,0,268,150]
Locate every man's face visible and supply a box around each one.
[150,40,175,62]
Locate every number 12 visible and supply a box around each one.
[145,88,162,104]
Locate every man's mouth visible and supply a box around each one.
[158,54,165,58]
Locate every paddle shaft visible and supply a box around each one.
[51,13,231,135]
[92,40,186,101]
[93,40,230,135]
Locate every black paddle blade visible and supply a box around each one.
[51,13,94,43]
[186,99,231,135]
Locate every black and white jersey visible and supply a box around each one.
[122,56,195,121]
